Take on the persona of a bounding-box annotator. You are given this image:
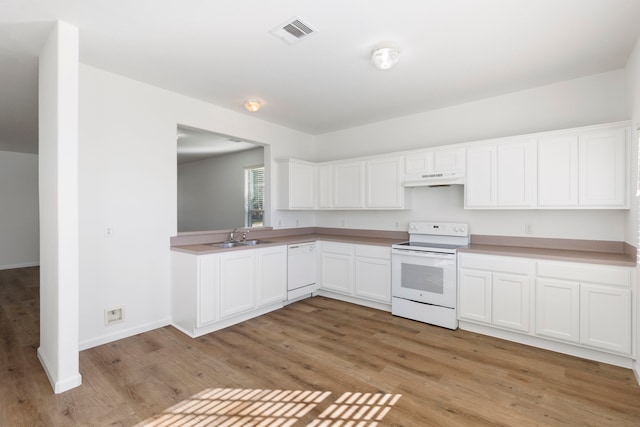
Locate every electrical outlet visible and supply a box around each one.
[341,219,347,227]
[278,219,284,227]
[296,219,300,227]
[105,307,124,325]
[395,221,400,229]
[525,224,533,234]
[104,227,113,238]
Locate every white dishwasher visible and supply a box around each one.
[287,242,317,300]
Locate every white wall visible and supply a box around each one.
[78,65,315,349]
[0,150,39,269]
[314,70,629,241]
[625,39,640,248]
[624,36,640,384]
[316,70,626,161]
[38,21,81,394]
[178,147,264,232]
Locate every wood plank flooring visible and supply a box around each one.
[2,266,640,426]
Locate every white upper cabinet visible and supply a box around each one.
[578,127,627,208]
[537,135,578,207]
[279,159,316,210]
[538,124,628,209]
[366,156,405,209]
[465,139,536,208]
[467,122,629,210]
[465,145,496,207]
[497,140,536,207]
[405,147,465,175]
[333,161,366,208]
[317,164,333,209]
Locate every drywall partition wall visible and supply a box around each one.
[38,21,82,394]
[313,70,628,242]
[0,151,39,269]
[178,147,264,232]
[315,70,626,161]
[78,64,315,349]
[625,38,640,249]
[624,36,640,385]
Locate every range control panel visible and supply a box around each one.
[408,221,469,237]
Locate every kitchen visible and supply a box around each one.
[2,0,640,424]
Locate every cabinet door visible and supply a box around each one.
[492,273,529,332]
[433,148,465,173]
[320,246,354,295]
[366,157,403,208]
[535,278,579,343]
[333,161,365,208]
[578,128,627,207]
[219,251,256,318]
[537,135,578,207]
[318,164,333,208]
[256,246,287,307]
[580,284,631,354]
[405,148,464,175]
[198,254,219,326]
[497,140,535,207]
[288,161,315,209]
[354,256,391,303]
[465,145,496,207]
[458,269,492,323]
[405,151,434,175]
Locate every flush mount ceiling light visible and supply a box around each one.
[371,45,400,70]
[244,99,261,112]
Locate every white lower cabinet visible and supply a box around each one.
[459,253,635,365]
[219,250,256,318]
[256,245,288,306]
[458,253,532,333]
[171,245,287,337]
[354,245,391,303]
[535,278,580,343]
[320,242,354,294]
[580,283,631,354]
[319,241,391,306]
[536,261,632,355]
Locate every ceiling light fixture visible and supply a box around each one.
[244,99,261,112]
[371,45,400,70]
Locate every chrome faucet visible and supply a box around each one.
[229,228,249,242]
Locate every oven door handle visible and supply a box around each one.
[391,249,456,259]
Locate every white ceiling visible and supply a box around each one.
[2,0,640,154]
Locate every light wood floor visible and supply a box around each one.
[3,266,640,426]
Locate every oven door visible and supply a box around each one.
[391,249,457,308]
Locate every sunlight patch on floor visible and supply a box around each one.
[136,388,401,426]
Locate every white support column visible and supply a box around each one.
[38,20,82,393]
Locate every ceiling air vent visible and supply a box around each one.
[270,17,317,44]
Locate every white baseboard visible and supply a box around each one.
[633,362,640,386]
[0,261,39,271]
[79,318,171,351]
[37,347,82,394]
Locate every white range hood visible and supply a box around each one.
[403,170,465,187]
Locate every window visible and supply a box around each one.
[245,165,264,228]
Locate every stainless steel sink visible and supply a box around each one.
[211,239,271,248]
[242,239,271,246]
[212,241,245,248]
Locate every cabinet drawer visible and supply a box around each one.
[320,241,354,255]
[355,244,390,259]
[458,253,534,275]
[537,261,631,288]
